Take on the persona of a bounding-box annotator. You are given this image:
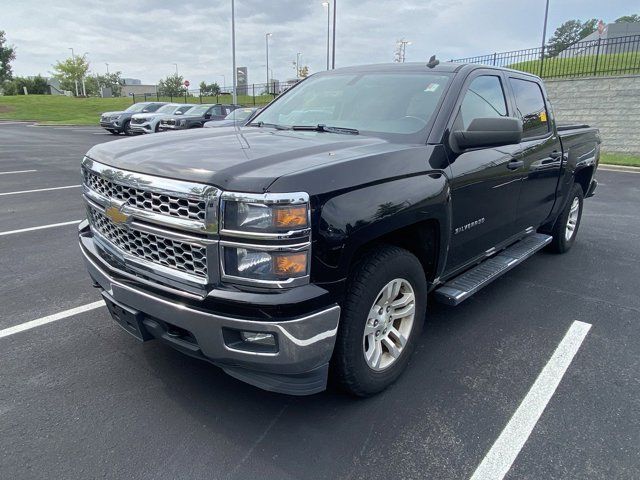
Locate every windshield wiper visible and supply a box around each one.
[291,124,359,135]
[247,121,290,130]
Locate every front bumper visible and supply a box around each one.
[159,124,185,131]
[100,120,121,130]
[78,224,340,395]
[130,122,153,133]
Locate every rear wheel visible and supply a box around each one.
[123,120,133,136]
[548,183,584,253]
[108,129,119,135]
[331,245,427,396]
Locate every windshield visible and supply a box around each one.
[188,105,213,116]
[251,72,451,136]
[156,104,188,114]
[224,108,255,121]
[125,103,149,113]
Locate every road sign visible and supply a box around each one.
[184,80,190,88]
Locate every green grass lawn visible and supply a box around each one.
[509,52,640,78]
[600,152,640,167]
[0,94,273,125]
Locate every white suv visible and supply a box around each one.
[130,104,195,134]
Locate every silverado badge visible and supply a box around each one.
[104,205,130,225]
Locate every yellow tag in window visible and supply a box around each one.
[540,111,548,123]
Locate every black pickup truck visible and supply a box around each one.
[79,62,599,396]
[158,104,240,131]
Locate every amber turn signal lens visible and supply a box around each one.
[274,206,308,228]
[274,253,308,276]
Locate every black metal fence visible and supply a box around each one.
[450,34,640,79]
[130,80,299,106]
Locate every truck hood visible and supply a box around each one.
[86,127,432,193]
[101,111,125,117]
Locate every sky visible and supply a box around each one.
[2,0,638,88]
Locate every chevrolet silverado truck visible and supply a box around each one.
[158,104,241,131]
[79,62,599,396]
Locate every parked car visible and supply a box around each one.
[203,107,260,128]
[99,102,167,135]
[129,104,195,134]
[79,62,599,397]
[158,104,241,131]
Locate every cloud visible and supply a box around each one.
[3,0,637,88]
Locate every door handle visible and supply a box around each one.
[549,151,562,159]
[507,160,524,170]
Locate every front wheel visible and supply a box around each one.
[331,245,427,396]
[548,183,584,253]
[123,120,133,136]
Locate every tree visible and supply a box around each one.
[0,30,16,85]
[158,73,185,96]
[52,54,90,95]
[2,75,49,95]
[198,81,221,96]
[85,72,124,96]
[546,19,598,57]
[615,14,640,23]
[299,65,310,78]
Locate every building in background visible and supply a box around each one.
[562,21,640,57]
[121,84,158,97]
[122,78,142,85]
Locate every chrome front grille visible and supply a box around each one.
[81,157,220,290]
[131,117,145,124]
[88,206,207,278]
[83,169,206,222]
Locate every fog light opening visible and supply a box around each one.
[240,331,276,347]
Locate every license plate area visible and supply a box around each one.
[102,294,153,342]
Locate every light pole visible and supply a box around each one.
[331,0,336,69]
[265,33,272,94]
[82,52,89,96]
[296,52,302,79]
[105,62,109,75]
[173,63,179,75]
[540,0,550,76]
[322,2,330,70]
[231,0,237,104]
[68,47,79,96]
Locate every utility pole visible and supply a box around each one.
[231,0,237,104]
[265,33,272,94]
[322,2,330,70]
[296,52,302,79]
[69,47,79,96]
[395,39,411,63]
[173,63,179,75]
[105,62,109,75]
[331,0,336,69]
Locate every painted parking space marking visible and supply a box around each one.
[0,220,82,237]
[0,169,38,175]
[0,300,105,340]
[469,320,592,480]
[0,185,81,196]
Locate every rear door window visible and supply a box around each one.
[509,78,550,138]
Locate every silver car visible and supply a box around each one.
[130,104,195,134]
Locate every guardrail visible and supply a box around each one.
[450,34,640,79]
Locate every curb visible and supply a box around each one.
[599,164,640,174]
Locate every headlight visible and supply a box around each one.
[222,245,309,282]
[220,192,311,287]
[221,193,309,235]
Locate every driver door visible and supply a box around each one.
[445,71,525,274]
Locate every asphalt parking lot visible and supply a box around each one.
[1,122,638,480]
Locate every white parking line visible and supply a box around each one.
[0,185,80,196]
[0,220,82,237]
[469,320,591,480]
[0,300,105,339]
[0,169,37,175]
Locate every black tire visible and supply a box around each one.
[548,183,584,253]
[123,120,133,136]
[331,245,427,397]
[108,129,120,135]
[154,123,161,133]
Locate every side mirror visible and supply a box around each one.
[204,113,211,119]
[452,117,522,150]
[176,111,183,116]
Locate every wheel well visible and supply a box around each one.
[350,220,440,283]
[574,166,594,195]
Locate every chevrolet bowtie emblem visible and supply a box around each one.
[105,205,129,225]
